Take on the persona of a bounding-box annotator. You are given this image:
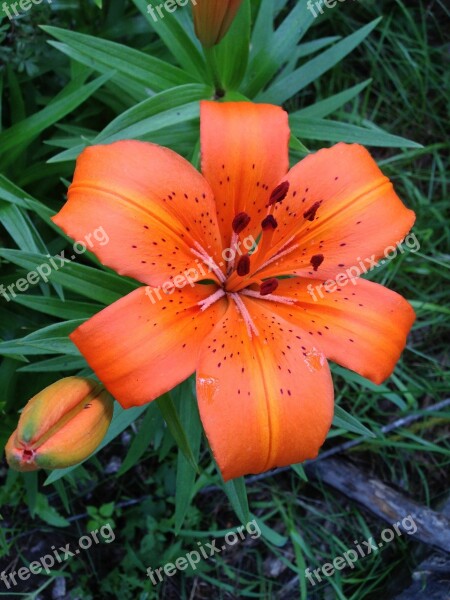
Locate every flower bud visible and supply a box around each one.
[5,377,114,472]
[193,0,244,48]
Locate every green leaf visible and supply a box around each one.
[274,36,341,84]
[41,26,194,99]
[333,405,377,438]
[18,355,87,373]
[250,0,274,59]
[0,74,110,167]
[0,320,83,357]
[244,1,316,97]
[296,36,342,59]
[292,80,372,119]
[290,117,422,148]
[290,134,309,155]
[223,477,250,525]
[0,204,47,254]
[173,380,203,533]
[134,0,207,80]
[118,403,163,476]
[258,18,382,104]
[12,296,103,320]
[0,174,54,223]
[95,84,211,144]
[23,472,38,518]
[291,463,308,482]
[35,494,70,527]
[212,0,251,91]
[250,513,287,547]
[99,502,115,518]
[0,249,138,305]
[157,393,198,471]
[45,402,149,485]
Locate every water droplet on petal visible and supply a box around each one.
[197,376,220,404]
[304,348,326,372]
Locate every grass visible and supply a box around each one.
[0,0,449,598]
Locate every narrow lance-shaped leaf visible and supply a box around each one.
[0,74,110,168]
[173,380,203,532]
[257,18,382,104]
[41,26,194,96]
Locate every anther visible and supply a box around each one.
[310,254,324,271]
[303,201,321,221]
[261,215,278,230]
[232,212,251,234]
[268,181,290,205]
[237,254,251,277]
[260,278,279,296]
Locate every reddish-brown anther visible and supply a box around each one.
[232,212,251,234]
[260,278,279,296]
[261,215,278,230]
[269,181,290,205]
[236,254,251,276]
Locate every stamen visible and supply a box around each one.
[231,293,259,338]
[310,254,324,271]
[268,181,290,205]
[261,215,278,230]
[198,288,226,312]
[232,212,251,234]
[191,242,226,284]
[236,254,251,277]
[227,232,239,275]
[245,215,278,276]
[240,289,296,306]
[260,279,279,296]
[303,201,321,221]
[276,234,297,254]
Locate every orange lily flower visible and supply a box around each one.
[52,101,416,481]
[192,0,243,48]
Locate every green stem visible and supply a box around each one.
[204,46,224,96]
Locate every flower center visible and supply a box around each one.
[193,185,300,338]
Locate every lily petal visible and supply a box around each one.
[71,284,227,407]
[52,141,223,287]
[268,277,416,385]
[200,101,290,247]
[259,143,416,280]
[196,297,334,481]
